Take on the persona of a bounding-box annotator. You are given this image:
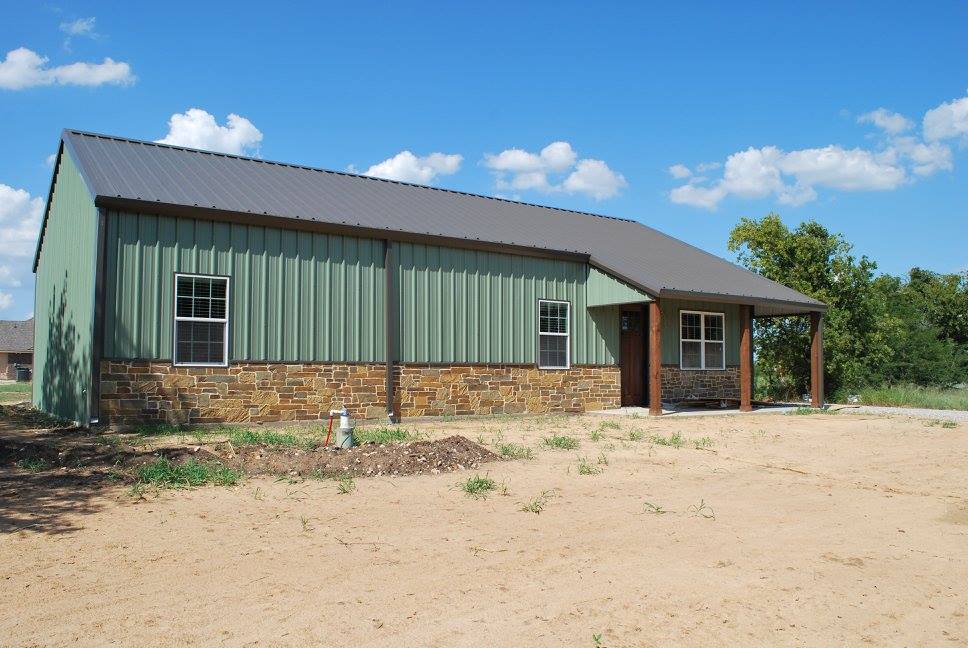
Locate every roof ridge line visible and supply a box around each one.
[63,129,637,225]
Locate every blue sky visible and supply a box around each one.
[1,1,966,320]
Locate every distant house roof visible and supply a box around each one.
[0,318,33,353]
[42,129,825,316]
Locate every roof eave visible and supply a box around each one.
[658,288,827,314]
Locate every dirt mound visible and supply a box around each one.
[223,435,500,478]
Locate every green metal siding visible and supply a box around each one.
[660,299,741,366]
[32,150,98,422]
[396,242,620,365]
[586,266,651,307]
[103,212,386,362]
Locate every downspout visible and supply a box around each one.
[385,239,398,423]
[89,207,108,426]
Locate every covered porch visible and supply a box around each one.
[646,295,824,416]
[602,294,826,415]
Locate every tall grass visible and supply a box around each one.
[855,385,968,411]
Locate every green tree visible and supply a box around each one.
[728,213,891,399]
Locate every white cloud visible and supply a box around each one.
[362,150,463,184]
[562,159,627,200]
[0,184,44,260]
[45,153,57,168]
[60,17,98,37]
[0,184,42,305]
[485,141,577,174]
[0,47,134,90]
[671,145,906,209]
[0,265,22,288]
[670,92,968,210]
[668,164,691,179]
[858,108,913,134]
[156,108,263,156]
[484,141,626,200]
[60,17,99,50]
[923,93,968,142]
[891,136,953,176]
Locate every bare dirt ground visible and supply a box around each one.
[1,408,966,647]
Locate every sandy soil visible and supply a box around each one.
[1,411,966,647]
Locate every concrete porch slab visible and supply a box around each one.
[588,404,800,418]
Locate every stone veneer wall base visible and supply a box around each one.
[660,365,741,401]
[99,361,621,426]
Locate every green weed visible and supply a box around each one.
[643,501,668,515]
[520,489,555,514]
[925,418,958,429]
[693,436,714,449]
[15,456,48,471]
[496,442,534,460]
[628,428,644,442]
[228,428,316,448]
[651,431,685,448]
[353,426,414,445]
[788,407,831,416]
[136,457,241,488]
[577,456,601,475]
[687,498,715,519]
[462,474,497,499]
[543,435,580,450]
[336,474,355,494]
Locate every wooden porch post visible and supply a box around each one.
[810,311,824,408]
[649,300,662,416]
[739,305,753,412]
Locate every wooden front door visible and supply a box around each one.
[620,308,645,406]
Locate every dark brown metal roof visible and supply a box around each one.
[0,318,33,353]
[49,129,824,315]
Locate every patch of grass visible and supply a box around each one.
[229,428,316,449]
[651,431,685,448]
[136,457,241,488]
[643,501,668,515]
[336,474,355,494]
[496,442,534,460]
[577,456,601,475]
[589,429,602,442]
[593,633,604,647]
[925,418,958,429]
[628,428,644,442]
[461,474,497,499]
[543,434,580,450]
[788,407,832,416]
[15,456,48,471]
[353,426,414,445]
[856,384,968,411]
[0,382,31,394]
[520,489,555,514]
[693,436,714,449]
[598,420,620,430]
[597,451,609,466]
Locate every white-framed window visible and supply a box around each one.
[538,299,570,369]
[680,310,725,370]
[173,273,230,367]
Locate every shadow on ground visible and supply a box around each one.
[0,404,152,535]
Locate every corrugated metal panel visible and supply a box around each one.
[586,266,651,307]
[58,130,824,314]
[103,211,385,362]
[397,242,619,365]
[660,299,741,366]
[32,149,98,422]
